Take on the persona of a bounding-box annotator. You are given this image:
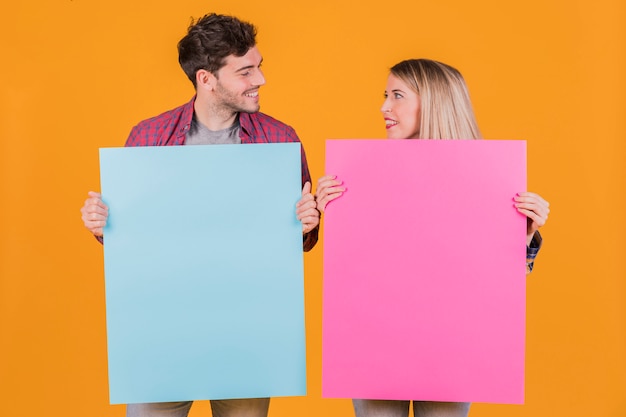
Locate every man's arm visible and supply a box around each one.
[291,129,318,252]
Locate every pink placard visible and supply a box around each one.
[322,139,527,404]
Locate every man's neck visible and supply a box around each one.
[193,98,239,131]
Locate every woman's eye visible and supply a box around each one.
[394,93,403,99]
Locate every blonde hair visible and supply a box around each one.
[390,59,482,140]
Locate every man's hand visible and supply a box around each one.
[80,191,109,236]
[296,182,319,234]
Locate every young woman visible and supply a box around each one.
[315,59,549,417]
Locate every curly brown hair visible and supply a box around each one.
[177,13,257,88]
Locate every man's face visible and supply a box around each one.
[213,46,266,114]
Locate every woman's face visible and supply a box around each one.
[381,73,421,139]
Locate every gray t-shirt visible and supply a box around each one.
[184,114,242,145]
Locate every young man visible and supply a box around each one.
[80,13,319,417]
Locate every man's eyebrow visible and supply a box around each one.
[234,58,263,73]
[235,65,254,73]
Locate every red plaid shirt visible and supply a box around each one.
[122,96,318,251]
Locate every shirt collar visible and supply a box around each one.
[238,112,253,138]
[186,95,255,141]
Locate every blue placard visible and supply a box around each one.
[99,143,305,404]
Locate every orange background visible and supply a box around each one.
[1,1,624,416]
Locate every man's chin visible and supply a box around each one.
[241,104,260,114]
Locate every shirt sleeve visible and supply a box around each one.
[124,124,144,147]
[526,231,543,274]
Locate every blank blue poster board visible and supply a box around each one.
[99,143,305,404]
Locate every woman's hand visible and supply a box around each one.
[315,175,346,213]
[514,192,550,245]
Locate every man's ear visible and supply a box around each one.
[196,69,217,91]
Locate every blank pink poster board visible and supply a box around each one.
[322,139,527,404]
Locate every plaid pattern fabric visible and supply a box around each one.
[526,231,542,274]
[107,96,318,251]
[125,96,312,185]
